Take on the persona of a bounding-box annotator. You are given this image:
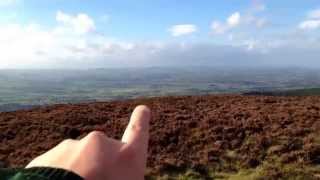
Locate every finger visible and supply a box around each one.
[121,105,151,152]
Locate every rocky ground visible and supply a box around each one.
[0,95,320,179]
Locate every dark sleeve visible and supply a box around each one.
[0,167,84,180]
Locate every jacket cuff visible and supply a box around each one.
[0,167,84,180]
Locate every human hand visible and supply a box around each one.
[26,105,151,180]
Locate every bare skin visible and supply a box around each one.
[26,105,151,180]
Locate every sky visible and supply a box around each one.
[0,0,320,68]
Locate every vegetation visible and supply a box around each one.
[146,161,320,180]
[145,131,320,179]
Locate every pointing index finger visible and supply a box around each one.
[121,105,151,151]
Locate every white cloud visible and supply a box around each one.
[169,24,197,37]
[227,12,241,27]
[299,20,320,30]
[211,2,269,35]
[0,12,105,68]
[211,21,227,34]
[0,22,138,68]
[243,1,268,28]
[211,2,268,36]
[0,24,56,67]
[308,9,320,19]
[299,9,320,30]
[211,12,241,34]
[56,11,95,35]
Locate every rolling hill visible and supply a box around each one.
[0,95,319,179]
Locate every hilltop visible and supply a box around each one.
[0,95,319,179]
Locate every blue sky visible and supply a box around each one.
[0,0,319,68]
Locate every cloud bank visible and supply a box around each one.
[0,6,320,69]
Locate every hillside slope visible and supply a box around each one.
[0,95,319,179]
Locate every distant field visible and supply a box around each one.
[244,88,320,96]
[1,67,320,111]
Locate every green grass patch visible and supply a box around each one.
[146,157,320,180]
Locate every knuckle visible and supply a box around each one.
[57,139,77,149]
[85,131,106,142]
[120,146,138,161]
[60,139,74,145]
